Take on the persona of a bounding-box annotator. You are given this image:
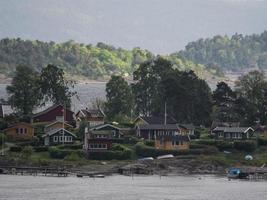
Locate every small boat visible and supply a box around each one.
[157,154,174,160]
[90,174,105,178]
[227,168,249,179]
[138,157,154,161]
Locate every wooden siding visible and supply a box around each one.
[4,123,34,141]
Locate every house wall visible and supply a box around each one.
[87,139,112,152]
[47,132,75,145]
[33,105,74,123]
[5,124,34,141]
[95,126,121,138]
[155,139,189,150]
[214,131,251,140]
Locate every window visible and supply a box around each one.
[16,128,19,134]
[176,141,179,145]
[20,128,23,134]
[172,141,175,146]
[59,136,63,142]
[24,128,27,134]
[54,136,58,142]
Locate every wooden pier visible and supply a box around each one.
[0,166,69,177]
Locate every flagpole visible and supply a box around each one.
[62,104,65,145]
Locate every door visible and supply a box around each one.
[44,137,50,146]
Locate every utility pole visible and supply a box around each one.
[164,102,167,125]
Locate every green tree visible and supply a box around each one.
[212,81,237,122]
[6,65,41,115]
[235,70,267,125]
[105,75,133,120]
[39,64,76,106]
[132,56,173,116]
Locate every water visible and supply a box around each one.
[0,83,106,112]
[0,175,266,200]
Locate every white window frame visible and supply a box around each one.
[54,136,58,142]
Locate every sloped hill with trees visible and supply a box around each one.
[0,38,213,80]
[176,31,267,72]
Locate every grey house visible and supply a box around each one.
[42,128,77,146]
[212,127,254,140]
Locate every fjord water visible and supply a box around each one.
[0,175,266,200]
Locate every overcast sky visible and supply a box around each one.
[0,0,267,53]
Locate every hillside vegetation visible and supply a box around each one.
[176,31,267,72]
[0,38,213,80]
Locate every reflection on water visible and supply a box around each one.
[0,175,266,200]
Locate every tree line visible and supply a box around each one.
[176,31,267,72]
[0,38,211,80]
[105,57,267,126]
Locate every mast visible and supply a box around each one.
[164,102,167,125]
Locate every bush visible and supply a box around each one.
[88,149,133,160]
[195,139,217,146]
[58,144,82,150]
[64,152,81,161]
[48,147,69,159]
[9,146,22,152]
[257,137,267,146]
[216,141,233,151]
[112,144,126,151]
[134,142,218,158]
[0,133,6,145]
[123,136,140,144]
[233,140,257,152]
[33,146,49,152]
[21,146,33,159]
[144,140,155,147]
[111,138,124,144]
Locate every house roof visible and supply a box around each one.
[44,120,73,128]
[76,108,105,118]
[213,127,254,133]
[90,123,120,131]
[42,128,77,138]
[138,124,180,131]
[211,121,240,130]
[179,123,195,130]
[33,104,73,117]
[3,122,33,131]
[135,116,177,125]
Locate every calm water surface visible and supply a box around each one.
[0,175,266,200]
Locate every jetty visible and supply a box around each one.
[228,166,267,179]
[0,166,69,177]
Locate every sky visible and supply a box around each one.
[0,0,267,54]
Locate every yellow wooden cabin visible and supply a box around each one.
[3,122,34,141]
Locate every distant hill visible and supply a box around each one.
[176,31,267,72]
[0,38,217,81]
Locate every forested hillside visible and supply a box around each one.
[0,38,212,80]
[176,31,267,71]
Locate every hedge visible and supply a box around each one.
[134,142,218,158]
[233,140,257,152]
[49,147,85,159]
[57,144,82,150]
[9,146,22,152]
[257,138,267,146]
[33,146,49,152]
[87,149,133,160]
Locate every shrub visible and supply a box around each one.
[233,140,257,152]
[111,138,124,144]
[64,152,80,161]
[48,147,69,159]
[123,136,140,144]
[216,141,234,151]
[144,140,155,147]
[33,146,49,152]
[88,149,133,160]
[195,139,217,146]
[58,144,82,150]
[112,144,126,151]
[257,137,267,146]
[21,146,33,159]
[9,146,22,152]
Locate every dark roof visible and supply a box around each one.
[33,104,73,117]
[90,123,120,131]
[211,121,240,130]
[179,123,195,130]
[138,124,180,130]
[78,109,105,118]
[42,128,77,138]
[213,127,254,133]
[136,116,177,124]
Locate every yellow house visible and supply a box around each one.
[4,122,34,141]
[155,135,190,150]
[44,120,73,133]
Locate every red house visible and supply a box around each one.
[32,105,74,123]
[84,130,112,153]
